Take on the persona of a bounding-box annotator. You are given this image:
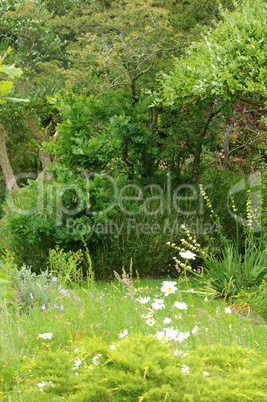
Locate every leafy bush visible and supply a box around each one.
[13,265,51,309]
[235,276,267,321]
[18,333,267,401]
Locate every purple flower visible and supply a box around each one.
[54,304,58,309]
[60,289,68,296]
[52,277,57,282]
[60,304,64,311]
[41,304,46,311]
[84,171,87,178]
[58,285,62,291]
[89,292,93,298]
[30,293,34,300]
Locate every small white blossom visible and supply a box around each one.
[224,307,231,314]
[154,331,166,341]
[204,297,208,302]
[92,354,102,365]
[181,364,190,373]
[175,332,190,343]
[191,326,198,335]
[118,329,128,339]
[203,371,210,376]
[37,381,54,391]
[38,333,53,340]
[161,281,177,296]
[141,312,153,319]
[136,296,150,304]
[164,317,172,324]
[73,358,82,370]
[179,251,196,259]
[174,301,188,310]
[152,298,166,310]
[109,345,116,350]
[173,349,189,357]
[146,318,155,326]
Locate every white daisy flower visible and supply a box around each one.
[152,298,166,310]
[174,301,188,310]
[154,331,166,341]
[118,329,128,339]
[164,317,172,324]
[136,296,150,304]
[181,364,190,373]
[175,332,190,343]
[37,381,54,391]
[38,333,53,340]
[92,354,102,365]
[146,318,155,326]
[141,313,153,319]
[161,281,177,296]
[73,358,82,370]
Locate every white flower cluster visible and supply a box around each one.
[37,381,54,391]
[154,328,190,343]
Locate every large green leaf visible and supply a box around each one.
[1,64,23,79]
[0,80,13,97]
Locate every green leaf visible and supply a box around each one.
[1,64,23,79]
[0,80,13,97]
[6,97,30,102]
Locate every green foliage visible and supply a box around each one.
[45,92,122,172]
[202,241,267,298]
[236,276,267,321]
[13,265,51,309]
[157,0,267,106]
[49,246,83,286]
[18,334,267,401]
[0,272,13,300]
[0,46,28,103]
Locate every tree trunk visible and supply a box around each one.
[223,122,234,168]
[0,124,19,192]
[38,149,52,170]
[24,114,52,169]
[191,103,226,184]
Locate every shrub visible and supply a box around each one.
[235,276,267,321]
[13,265,51,309]
[17,333,267,401]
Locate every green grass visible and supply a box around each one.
[0,276,266,400]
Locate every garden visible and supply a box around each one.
[0,0,267,400]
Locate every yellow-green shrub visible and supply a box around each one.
[17,333,267,401]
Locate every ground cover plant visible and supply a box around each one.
[0,261,266,401]
[0,0,267,400]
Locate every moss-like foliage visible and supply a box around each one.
[18,333,267,401]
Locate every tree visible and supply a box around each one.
[0,47,29,191]
[156,0,267,182]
